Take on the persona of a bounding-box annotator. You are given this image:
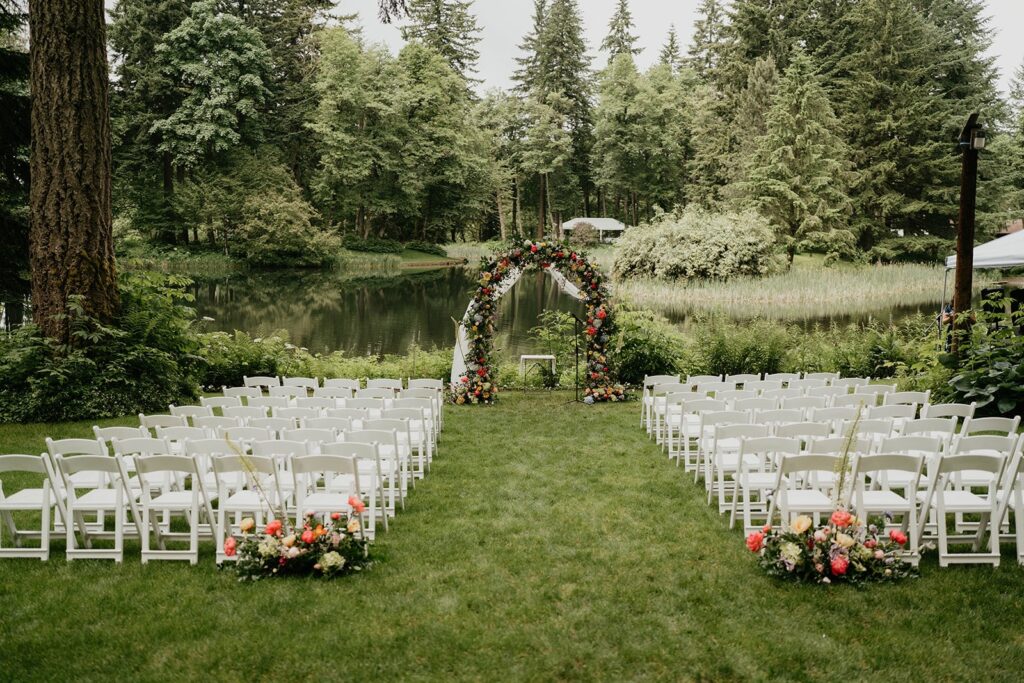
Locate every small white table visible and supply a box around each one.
[520,354,556,378]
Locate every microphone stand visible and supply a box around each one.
[568,312,586,404]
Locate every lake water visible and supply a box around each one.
[191,266,937,358]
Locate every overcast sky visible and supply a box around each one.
[344,0,1024,96]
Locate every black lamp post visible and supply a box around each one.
[952,113,984,357]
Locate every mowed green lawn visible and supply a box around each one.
[1,392,1023,681]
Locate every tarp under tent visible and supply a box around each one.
[945,229,1024,270]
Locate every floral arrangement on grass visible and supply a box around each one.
[452,239,625,405]
[745,510,918,585]
[223,500,370,581]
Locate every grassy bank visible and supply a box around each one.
[2,391,1023,680]
[615,261,992,321]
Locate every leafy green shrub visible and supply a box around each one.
[0,273,201,423]
[613,207,777,281]
[404,240,448,257]
[949,300,1024,415]
[342,234,404,254]
[866,236,954,265]
[567,222,599,248]
[609,308,689,385]
[235,189,340,267]
[689,317,792,377]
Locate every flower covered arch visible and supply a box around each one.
[451,239,625,405]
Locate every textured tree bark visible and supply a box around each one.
[29,0,118,342]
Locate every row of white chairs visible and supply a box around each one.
[640,373,1024,567]
[242,376,441,391]
[0,383,447,564]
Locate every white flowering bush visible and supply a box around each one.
[613,207,778,281]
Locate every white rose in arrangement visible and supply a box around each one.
[320,551,345,571]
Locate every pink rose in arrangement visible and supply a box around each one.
[265,520,283,536]
[813,529,829,544]
[864,539,877,549]
[746,532,765,553]
[331,512,342,521]
[874,549,885,560]
[830,509,853,528]
[889,529,908,546]
[223,536,237,557]
[762,524,772,533]
[348,495,366,514]
[831,556,849,576]
[301,529,315,544]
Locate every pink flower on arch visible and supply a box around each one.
[223,536,237,557]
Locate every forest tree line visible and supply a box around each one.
[3,0,1024,276]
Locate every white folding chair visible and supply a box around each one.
[281,428,337,452]
[243,375,280,390]
[789,378,827,390]
[46,437,107,531]
[718,390,756,405]
[357,387,395,400]
[347,429,405,511]
[840,418,895,453]
[917,452,1005,567]
[54,453,138,562]
[731,437,801,533]
[304,417,352,433]
[224,405,269,422]
[751,408,803,435]
[734,397,777,414]
[832,394,878,409]
[322,442,387,538]
[314,386,355,401]
[392,398,438,456]
[649,384,694,443]
[200,396,242,412]
[989,440,1024,565]
[851,453,925,565]
[366,418,418,483]
[922,402,976,435]
[269,385,307,400]
[661,392,704,460]
[382,409,430,477]
[212,453,285,563]
[807,386,849,401]
[156,425,209,454]
[218,426,274,450]
[322,378,360,395]
[138,413,187,436]
[222,386,262,401]
[832,377,870,389]
[775,422,832,452]
[134,455,215,564]
[804,371,840,383]
[326,407,370,431]
[282,376,319,392]
[781,396,827,419]
[195,415,242,432]
[0,455,54,560]
[93,425,148,450]
[249,417,294,436]
[960,416,1021,438]
[763,387,804,401]
[641,375,681,430]
[366,378,403,394]
[247,396,288,410]
[169,404,212,425]
[744,380,783,395]
[346,398,387,419]
[767,454,841,527]
[725,373,762,386]
[884,390,931,408]
[708,423,770,511]
[401,388,442,432]
[765,372,802,385]
[274,407,321,421]
[685,374,722,390]
[296,397,337,412]
[696,381,737,398]
[695,410,750,485]
[674,398,725,470]
[291,455,364,536]
[810,406,858,435]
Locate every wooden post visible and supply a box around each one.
[952,113,981,357]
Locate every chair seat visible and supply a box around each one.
[146,491,195,509]
[919,489,995,513]
[69,471,106,488]
[221,490,283,512]
[73,488,123,509]
[738,472,778,489]
[858,490,911,509]
[301,492,353,512]
[715,453,759,471]
[782,489,833,510]
[0,488,48,510]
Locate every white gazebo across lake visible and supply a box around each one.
[561,217,629,243]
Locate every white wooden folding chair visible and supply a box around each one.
[921,402,976,435]
[251,439,307,517]
[212,453,285,563]
[322,378,360,397]
[649,383,693,444]
[54,453,139,562]
[200,396,242,413]
[243,375,280,390]
[291,454,364,536]
[781,395,827,419]
[775,422,832,453]
[686,374,722,390]
[765,372,802,385]
[744,380,783,395]
[282,376,319,394]
[296,397,337,412]
[269,385,306,401]
[393,398,437,456]
[46,437,109,532]
[314,386,355,402]
[274,407,321,421]
[382,410,430,477]
[988,438,1024,565]
[708,423,770,511]
[356,387,394,401]
[322,442,387,539]
[832,377,870,390]
[138,413,187,436]
[281,428,338,454]
[804,371,840,383]
[750,408,803,436]
[674,398,725,471]
[156,425,209,455]
[346,429,405,510]
[222,386,262,401]
[695,410,750,485]
[195,415,242,433]
[718,390,756,405]
[247,396,288,410]
[169,404,212,425]
[807,385,849,401]
[401,388,442,432]
[661,392,705,461]
[851,453,925,565]
[917,452,1005,567]
[767,454,841,528]
[223,405,268,423]
[641,375,680,430]
[346,397,387,420]
[0,455,54,560]
[960,416,1021,439]
[731,437,801,533]
[763,387,804,401]
[725,373,762,387]
[326,407,370,431]
[134,455,215,565]
[93,425,148,450]
[407,379,444,428]
[366,378,403,394]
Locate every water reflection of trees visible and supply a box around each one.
[192,267,587,357]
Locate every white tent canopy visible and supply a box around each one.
[562,217,628,235]
[945,230,1024,270]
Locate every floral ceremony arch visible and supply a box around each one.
[451,239,626,405]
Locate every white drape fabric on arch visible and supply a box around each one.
[450,265,586,385]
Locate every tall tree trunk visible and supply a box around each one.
[537,174,546,240]
[29,0,118,343]
[583,182,591,217]
[513,174,522,237]
[161,151,174,243]
[545,177,556,234]
[598,187,606,216]
[496,189,507,241]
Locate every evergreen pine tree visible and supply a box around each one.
[593,53,642,223]
[659,24,681,72]
[686,0,726,82]
[1002,61,1024,223]
[601,0,640,59]
[837,0,955,242]
[512,0,547,95]
[401,0,482,80]
[729,56,779,181]
[742,50,854,262]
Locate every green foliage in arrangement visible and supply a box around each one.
[613,207,778,281]
[0,273,202,423]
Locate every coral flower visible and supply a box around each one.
[301,529,315,544]
[746,531,765,553]
[331,512,342,521]
[830,556,849,576]
[314,524,326,538]
[348,495,366,514]
[265,519,283,536]
[830,509,853,528]
[889,529,908,546]
[223,536,237,557]
[596,309,607,320]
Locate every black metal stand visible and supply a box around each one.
[567,312,585,404]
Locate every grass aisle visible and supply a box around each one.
[2,392,1024,680]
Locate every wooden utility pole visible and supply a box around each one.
[951,113,983,357]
